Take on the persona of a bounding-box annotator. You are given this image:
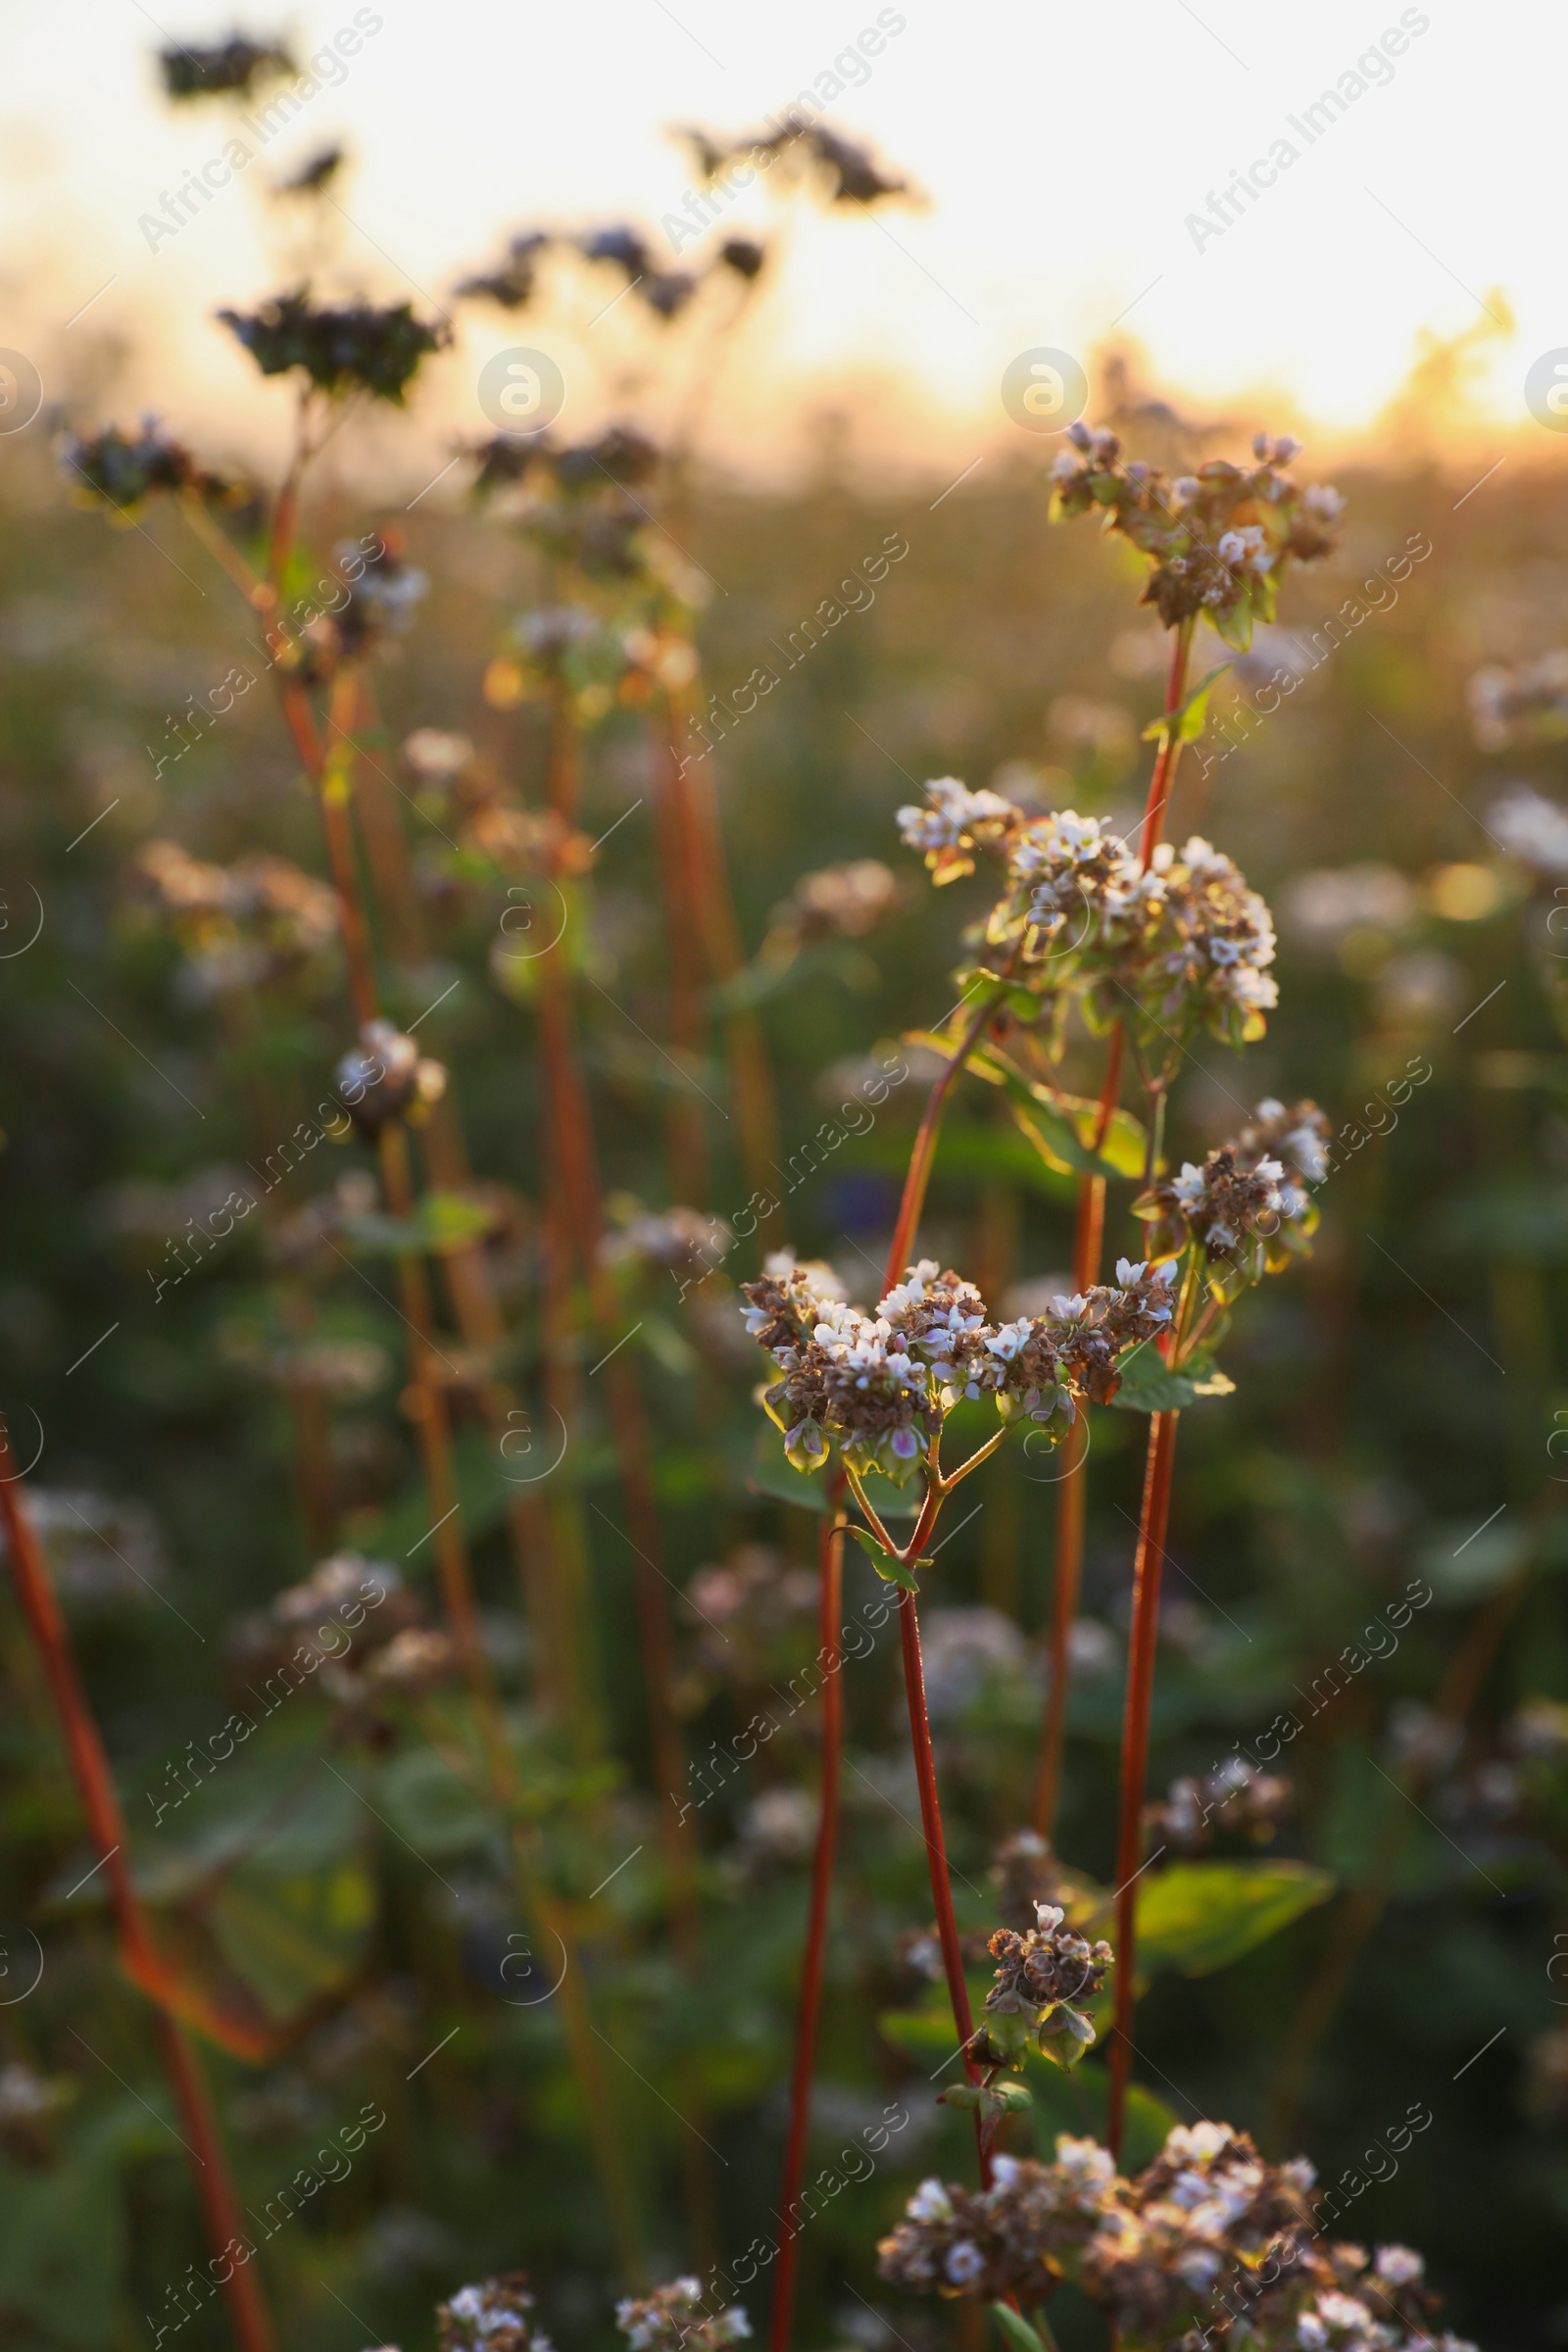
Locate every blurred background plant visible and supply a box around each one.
[0,38,1565,2352]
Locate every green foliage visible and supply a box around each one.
[1136,1860,1336,1976]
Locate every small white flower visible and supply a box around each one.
[1373,2246,1424,2286]
[945,2241,986,2287]
[1303,482,1345,520]
[906,2178,955,2224]
[1171,1163,1208,1210]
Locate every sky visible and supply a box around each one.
[0,0,1561,488]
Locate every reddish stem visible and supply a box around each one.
[1033,1026,1128,1836]
[898,1584,991,2181]
[882,995,996,1292]
[0,1447,276,2352]
[768,1502,846,2352]
[1033,614,1193,1842]
[1137,617,1197,868]
[1106,1407,1180,2160]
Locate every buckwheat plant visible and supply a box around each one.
[742,1252,1175,1499]
[877,2126,1474,2352]
[615,2280,751,2352]
[876,426,1344,2162]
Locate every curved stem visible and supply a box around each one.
[843,1466,901,1560]
[882,993,998,1292]
[0,1443,277,2352]
[943,1426,1010,1491]
[898,1590,990,2182]
[768,1499,846,2352]
[1106,1407,1181,2160]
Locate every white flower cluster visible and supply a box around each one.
[1005,809,1143,948]
[742,1258,1176,1480]
[1216,523,1274,578]
[437,2277,551,2352]
[614,2281,749,2352]
[897,776,1016,856]
[896,775,1021,876]
[1468,650,1568,753]
[1134,835,1279,1039]
[1250,1097,1330,1186]
[1490,783,1568,876]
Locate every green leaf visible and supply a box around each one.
[850,1527,921,1592]
[342,1188,498,1258]
[1141,662,1232,744]
[877,1984,993,2063]
[1107,1342,1235,1413]
[1136,1860,1335,1977]
[1209,594,1255,653]
[380,1744,497,1858]
[0,2107,148,2348]
[745,1430,923,1520]
[968,1045,1147,1179]
[208,1853,377,2024]
[1418,1515,1546,1602]
[939,2079,1033,2115]
[991,2304,1050,2352]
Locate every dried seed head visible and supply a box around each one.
[336,1020,448,1138]
[1050,429,1343,646]
[983,1900,1112,2057]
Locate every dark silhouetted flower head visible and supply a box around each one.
[219,288,450,402]
[455,230,553,312]
[159,34,296,100]
[276,145,345,198]
[59,421,233,517]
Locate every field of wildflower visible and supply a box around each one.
[0,31,1566,2352]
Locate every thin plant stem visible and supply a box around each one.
[537,684,702,1948]
[338,671,601,1752]
[767,1495,846,2352]
[897,1586,990,2182]
[1106,1406,1181,2159]
[540,661,715,2265]
[185,480,649,2270]
[1137,616,1198,867]
[663,679,780,1197]
[0,1441,277,2352]
[1034,615,1196,1843]
[882,994,997,1288]
[650,710,710,1202]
